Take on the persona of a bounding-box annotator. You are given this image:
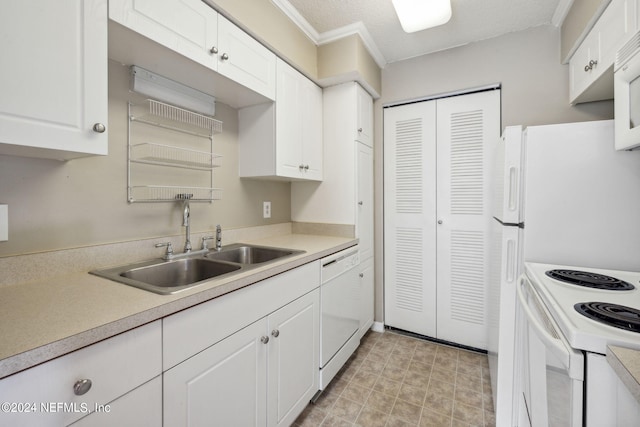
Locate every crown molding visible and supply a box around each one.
[271,0,387,68]
[551,0,574,27]
[271,0,319,42]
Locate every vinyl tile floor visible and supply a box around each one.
[294,330,496,427]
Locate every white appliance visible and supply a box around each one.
[518,263,640,426]
[319,246,360,389]
[614,30,640,151]
[488,120,640,426]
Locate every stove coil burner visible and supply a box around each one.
[575,302,640,333]
[546,269,635,291]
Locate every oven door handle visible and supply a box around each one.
[516,275,571,370]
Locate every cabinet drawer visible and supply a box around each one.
[0,321,161,427]
[70,377,162,427]
[163,261,320,370]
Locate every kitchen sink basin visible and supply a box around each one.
[205,243,303,264]
[90,243,304,295]
[91,257,241,295]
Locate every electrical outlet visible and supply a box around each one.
[263,201,271,219]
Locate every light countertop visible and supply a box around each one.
[607,345,640,404]
[0,233,357,379]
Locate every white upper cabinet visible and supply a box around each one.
[0,0,108,160]
[217,15,276,100]
[109,0,276,104]
[238,59,322,181]
[109,0,219,70]
[570,0,637,104]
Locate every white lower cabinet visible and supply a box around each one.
[164,289,319,427]
[0,321,162,427]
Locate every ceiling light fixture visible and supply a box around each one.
[391,0,452,33]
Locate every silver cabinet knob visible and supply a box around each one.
[92,123,106,133]
[299,164,304,171]
[358,201,363,206]
[271,329,280,338]
[261,335,269,344]
[304,165,309,170]
[209,46,218,54]
[359,273,364,278]
[358,128,363,133]
[221,53,229,61]
[73,379,92,396]
[437,220,443,224]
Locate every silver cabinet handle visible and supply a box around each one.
[73,379,92,396]
[261,336,269,344]
[221,53,229,61]
[209,46,218,54]
[92,123,106,133]
[358,128,363,133]
[271,329,280,338]
[299,164,304,171]
[358,201,363,206]
[584,59,598,72]
[437,220,443,224]
[359,273,364,278]
[304,165,309,170]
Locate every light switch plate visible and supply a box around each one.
[0,204,7,241]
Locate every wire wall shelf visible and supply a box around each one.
[130,99,222,138]
[130,143,222,170]
[127,99,223,203]
[128,186,222,203]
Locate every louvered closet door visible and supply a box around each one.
[383,101,437,337]
[435,90,500,350]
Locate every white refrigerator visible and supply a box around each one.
[488,119,640,426]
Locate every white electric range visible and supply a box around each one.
[518,262,640,426]
[525,262,640,355]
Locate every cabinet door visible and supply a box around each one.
[569,29,600,103]
[300,78,323,181]
[356,85,374,147]
[435,89,500,350]
[357,143,374,261]
[0,0,108,160]
[276,60,304,179]
[267,290,319,427]
[109,0,218,71]
[164,319,268,427]
[218,15,276,100]
[358,258,375,339]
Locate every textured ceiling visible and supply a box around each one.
[285,0,565,64]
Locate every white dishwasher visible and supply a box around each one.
[319,245,360,389]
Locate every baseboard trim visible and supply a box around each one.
[371,321,385,333]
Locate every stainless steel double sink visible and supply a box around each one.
[90,243,304,295]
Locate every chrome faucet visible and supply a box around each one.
[215,224,222,251]
[177,194,193,253]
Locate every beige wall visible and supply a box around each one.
[318,35,382,96]
[373,25,614,322]
[0,61,291,257]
